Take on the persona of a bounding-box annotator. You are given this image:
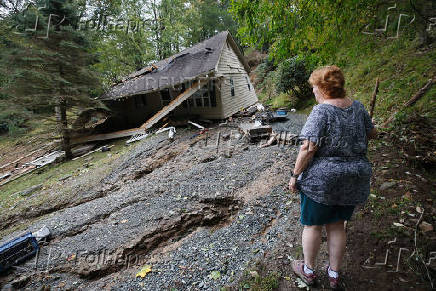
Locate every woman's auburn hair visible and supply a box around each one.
[308,65,346,99]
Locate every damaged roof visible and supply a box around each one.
[99,31,249,101]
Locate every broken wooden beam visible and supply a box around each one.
[140,79,209,130]
[70,127,147,145]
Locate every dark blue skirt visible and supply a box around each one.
[300,192,355,226]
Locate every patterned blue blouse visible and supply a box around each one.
[296,100,374,206]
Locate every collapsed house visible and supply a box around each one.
[72,31,258,144]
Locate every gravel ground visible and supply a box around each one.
[0,114,308,290]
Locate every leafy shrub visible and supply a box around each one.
[0,105,31,135]
[253,56,276,87]
[258,70,279,101]
[275,55,313,100]
[267,92,298,109]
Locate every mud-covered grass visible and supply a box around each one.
[0,139,127,205]
[0,138,134,238]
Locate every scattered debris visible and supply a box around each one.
[239,123,272,141]
[295,277,309,290]
[254,109,289,124]
[188,120,205,130]
[72,145,114,161]
[101,145,111,152]
[33,226,51,242]
[58,175,72,182]
[27,151,65,168]
[419,221,433,233]
[0,172,11,181]
[276,131,298,145]
[126,133,149,144]
[260,134,278,148]
[380,181,396,191]
[0,145,49,170]
[155,127,176,139]
[0,227,51,273]
[136,265,152,278]
[71,144,95,157]
[72,108,111,131]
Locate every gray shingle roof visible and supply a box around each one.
[99,31,235,100]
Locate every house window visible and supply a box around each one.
[184,80,216,109]
[230,78,235,96]
[245,76,251,91]
[160,88,171,106]
[195,96,203,107]
[202,91,210,107]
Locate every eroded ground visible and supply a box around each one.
[1,113,435,291]
[0,116,310,290]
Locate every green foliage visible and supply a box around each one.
[0,0,102,115]
[0,103,32,135]
[253,57,276,86]
[229,0,379,61]
[184,0,238,46]
[239,270,280,291]
[336,35,436,121]
[275,56,313,100]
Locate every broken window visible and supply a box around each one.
[160,88,171,106]
[230,78,235,96]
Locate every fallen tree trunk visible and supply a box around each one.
[382,76,435,127]
[369,77,379,118]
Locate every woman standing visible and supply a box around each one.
[288,66,377,289]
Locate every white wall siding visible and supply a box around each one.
[217,41,258,118]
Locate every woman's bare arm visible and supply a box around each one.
[293,139,318,175]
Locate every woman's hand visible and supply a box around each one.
[289,177,298,194]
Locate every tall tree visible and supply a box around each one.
[0,0,101,158]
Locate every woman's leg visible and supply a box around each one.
[302,225,323,269]
[325,220,346,271]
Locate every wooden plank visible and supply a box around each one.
[140,78,209,130]
[71,127,147,145]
